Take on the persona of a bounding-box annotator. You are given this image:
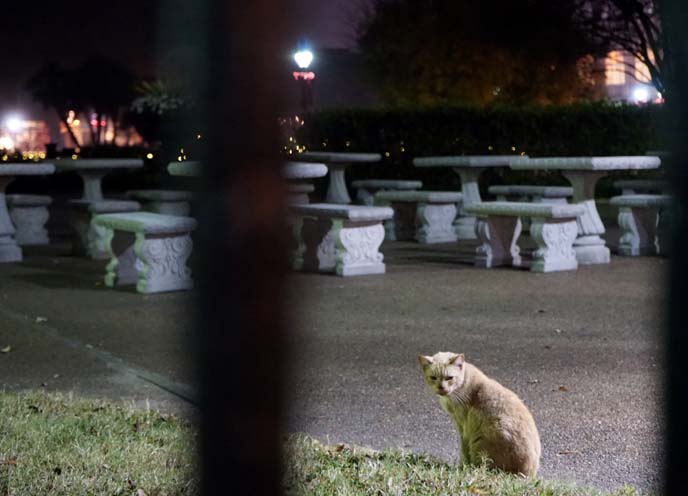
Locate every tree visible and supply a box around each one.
[26,63,82,147]
[27,58,135,149]
[73,57,135,146]
[357,0,605,106]
[573,0,668,96]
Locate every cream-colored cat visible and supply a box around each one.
[419,352,541,476]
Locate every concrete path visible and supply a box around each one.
[285,236,665,493]
[0,243,197,418]
[0,228,665,492]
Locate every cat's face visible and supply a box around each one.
[418,352,466,397]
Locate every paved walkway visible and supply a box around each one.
[0,243,197,417]
[0,228,664,492]
[286,236,665,493]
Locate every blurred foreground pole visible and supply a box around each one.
[194,0,290,494]
[662,0,688,493]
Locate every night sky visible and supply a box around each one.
[0,0,365,119]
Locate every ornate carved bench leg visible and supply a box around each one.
[297,217,335,273]
[617,207,658,256]
[416,203,458,244]
[474,215,522,268]
[331,219,386,276]
[104,229,137,287]
[10,206,50,245]
[88,217,113,260]
[530,218,579,272]
[134,233,194,293]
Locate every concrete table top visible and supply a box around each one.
[0,163,56,175]
[282,162,328,179]
[300,152,382,163]
[299,152,382,204]
[509,156,660,171]
[509,156,661,265]
[54,158,143,202]
[413,155,523,168]
[53,158,143,171]
[167,161,201,177]
[0,162,56,263]
[413,155,526,240]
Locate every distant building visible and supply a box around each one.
[602,50,661,103]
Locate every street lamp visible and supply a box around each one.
[292,46,315,113]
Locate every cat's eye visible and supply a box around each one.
[445,377,454,381]
[430,376,437,381]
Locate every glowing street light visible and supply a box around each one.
[633,87,650,104]
[294,49,314,70]
[292,42,315,113]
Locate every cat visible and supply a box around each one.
[418,352,541,476]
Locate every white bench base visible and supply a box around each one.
[291,204,392,276]
[94,212,197,294]
[7,195,51,246]
[610,194,671,256]
[375,191,462,244]
[467,202,584,273]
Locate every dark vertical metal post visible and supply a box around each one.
[193,1,290,494]
[661,0,688,493]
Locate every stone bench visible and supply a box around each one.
[125,189,193,216]
[613,179,669,195]
[465,202,586,272]
[93,212,197,293]
[290,203,393,276]
[374,190,463,243]
[488,185,573,204]
[352,179,423,206]
[70,200,141,259]
[488,185,573,232]
[7,194,51,246]
[610,194,672,256]
[287,183,315,205]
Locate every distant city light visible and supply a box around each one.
[633,87,650,103]
[5,116,24,133]
[0,136,14,150]
[294,49,314,69]
[146,153,154,159]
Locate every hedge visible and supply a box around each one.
[293,103,666,197]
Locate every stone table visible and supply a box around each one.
[413,155,524,239]
[167,161,201,177]
[54,158,143,201]
[282,161,328,204]
[0,163,55,262]
[299,152,381,204]
[510,156,661,264]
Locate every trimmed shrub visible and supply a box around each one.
[294,103,665,197]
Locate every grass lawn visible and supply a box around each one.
[283,436,644,496]
[0,392,198,495]
[0,393,645,495]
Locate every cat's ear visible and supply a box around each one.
[418,355,434,368]
[451,354,465,368]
